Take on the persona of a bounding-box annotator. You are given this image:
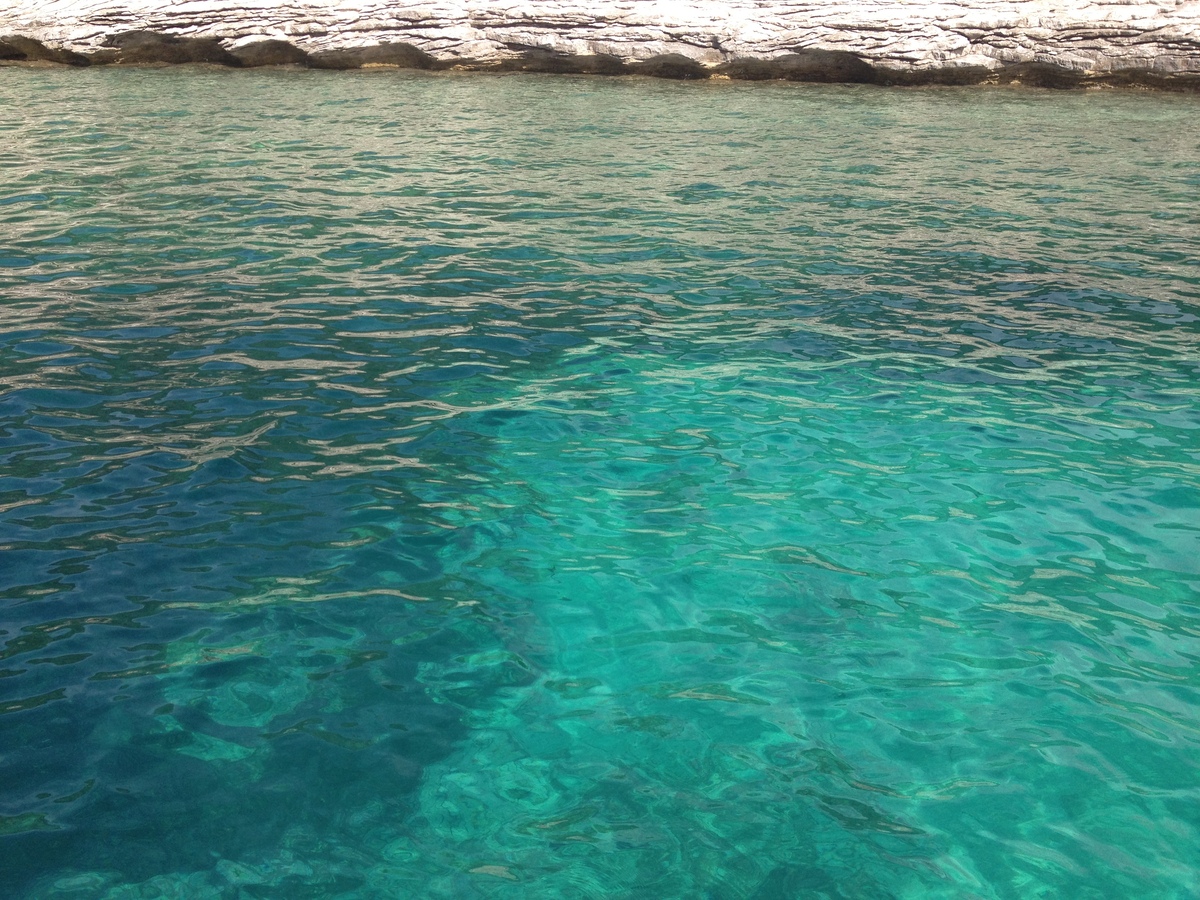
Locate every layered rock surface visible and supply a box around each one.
[2,1,1199,73]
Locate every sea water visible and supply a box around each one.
[1,67,1198,899]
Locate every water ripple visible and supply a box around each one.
[1,68,1198,898]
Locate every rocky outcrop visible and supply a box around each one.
[1,1,1198,74]
[1,2,1199,92]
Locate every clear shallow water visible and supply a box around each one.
[1,67,1199,898]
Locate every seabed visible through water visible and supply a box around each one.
[1,68,1198,898]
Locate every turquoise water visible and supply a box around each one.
[1,67,1199,898]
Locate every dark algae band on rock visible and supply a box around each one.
[2,32,1200,91]
[0,34,89,67]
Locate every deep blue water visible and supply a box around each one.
[1,68,1199,898]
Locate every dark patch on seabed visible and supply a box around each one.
[0,578,484,896]
[2,31,1199,91]
[0,344,523,894]
[2,68,1199,897]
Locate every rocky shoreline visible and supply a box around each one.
[3,30,1200,91]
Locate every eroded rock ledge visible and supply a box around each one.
[2,1,1199,88]
[4,31,1198,90]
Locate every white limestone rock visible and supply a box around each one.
[1,0,1198,72]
